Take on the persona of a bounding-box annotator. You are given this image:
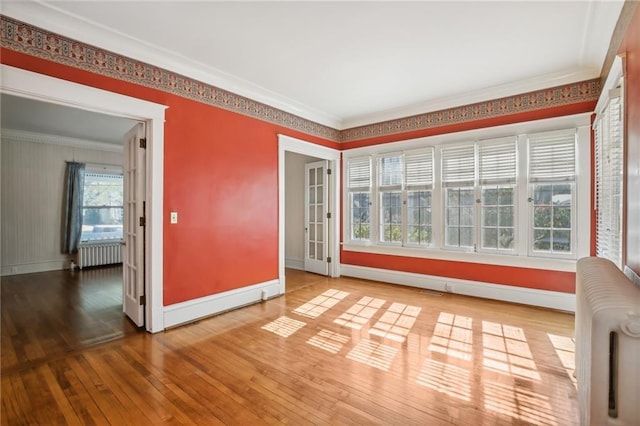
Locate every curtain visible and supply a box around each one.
[62,162,86,254]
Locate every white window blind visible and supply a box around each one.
[595,87,623,267]
[405,148,434,190]
[442,145,475,187]
[379,154,403,189]
[479,138,517,184]
[528,130,576,182]
[348,157,371,190]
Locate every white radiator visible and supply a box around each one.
[575,257,640,425]
[77,242,123,269]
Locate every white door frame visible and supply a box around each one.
[0,65,167,333]
[278,134,341,293]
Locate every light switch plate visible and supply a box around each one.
[170,211,178,224]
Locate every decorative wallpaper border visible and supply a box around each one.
[1,15,600,144]
[341,79,600,142]
[0,15,341,142]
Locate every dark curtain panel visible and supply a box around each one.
[62,161,86,254]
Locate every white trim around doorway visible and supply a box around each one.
[0,64,167,333]
[278,134,341,293]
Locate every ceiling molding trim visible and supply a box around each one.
[0,15,341,142]
[340,78,601,143]
[0,15,602,145]
[1,128,124,153]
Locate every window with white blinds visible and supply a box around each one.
[528,130,576,183]
[379,154,403,243]
[343,123,583,261]
[347,157,372,241]
[405,149,434,246]
[479,138,517,251]
[442,145,475,187]
[528,130,576,255]
[595,87,624,268]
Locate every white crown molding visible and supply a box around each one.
[1,128,123,152]
[340,68,600,130]
[1,1,342,130]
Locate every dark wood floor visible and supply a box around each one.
[1,268,579,425]
[1,266,139,374]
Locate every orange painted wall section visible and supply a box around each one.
[1,50,338,305]
[619,5,640,274]
[341,252,576,294]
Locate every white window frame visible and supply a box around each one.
[346,156,372,244]
[594,55,625,269]
[342,113,591,272]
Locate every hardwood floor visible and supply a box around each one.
[1,266,139,374]
[1,271,579,425]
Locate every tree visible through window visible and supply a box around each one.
[81,173,124,241]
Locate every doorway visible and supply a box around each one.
[278,134,341,294]
[0,64,166,332]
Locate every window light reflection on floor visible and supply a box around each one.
[292,289,350,319]
[483,380,559,426]
[416,358,471,402]
[346,339,398,371]
[334,296,386,330]
[428,312,473,361]
[307,329,350,354]
[368,303,421,343]
[547,333,577,387]
[261,316,306,338]
[482,321,540,380]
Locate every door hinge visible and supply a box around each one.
[327,257,332,263]
[327,212,332,219]
[139,138,147,149]
[139,295,146,305]
[327,168,332,175]
[139,216,146,227]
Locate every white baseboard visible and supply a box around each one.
[285,258,304,270]
[1,259,70,276]
[163,279,281,329]
[340,264,576,312]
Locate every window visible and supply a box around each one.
[478,138,516,252]
[378,154,403,243]
[343,118,586,265]
[81,172,124,241]
[594,58,624,268]
[405,149,433,246]
[528,130,576,255]
[442,145,475,249]
[347,157,371,241]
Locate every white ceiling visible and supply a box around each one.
[1,1,625,131]
[1,94,139,145]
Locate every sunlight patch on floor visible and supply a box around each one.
[482,321,540,380]
[334,296,386,330]
[292,289,350,319]
[368,303,421,343]
[484,380,558,426]
[548,333,577,387]
[428,312,473,361]
[346,339,398,371]
[307,329,351,354]
[416,358,471,402]
[261,316,306,338]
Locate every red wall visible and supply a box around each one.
[619,5,640,274]
[0,50,338,305]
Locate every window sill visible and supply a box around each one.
[341,243,577,272]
